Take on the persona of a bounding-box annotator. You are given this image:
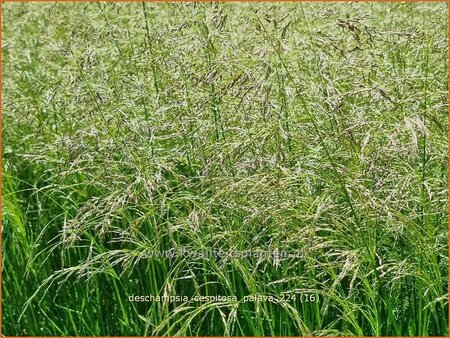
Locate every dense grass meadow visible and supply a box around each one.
[2,2,449,336]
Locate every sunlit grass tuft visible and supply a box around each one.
[2,2,448,336]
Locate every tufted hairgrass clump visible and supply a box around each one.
[2,2,448,336]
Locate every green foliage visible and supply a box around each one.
[2,2,448,336]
